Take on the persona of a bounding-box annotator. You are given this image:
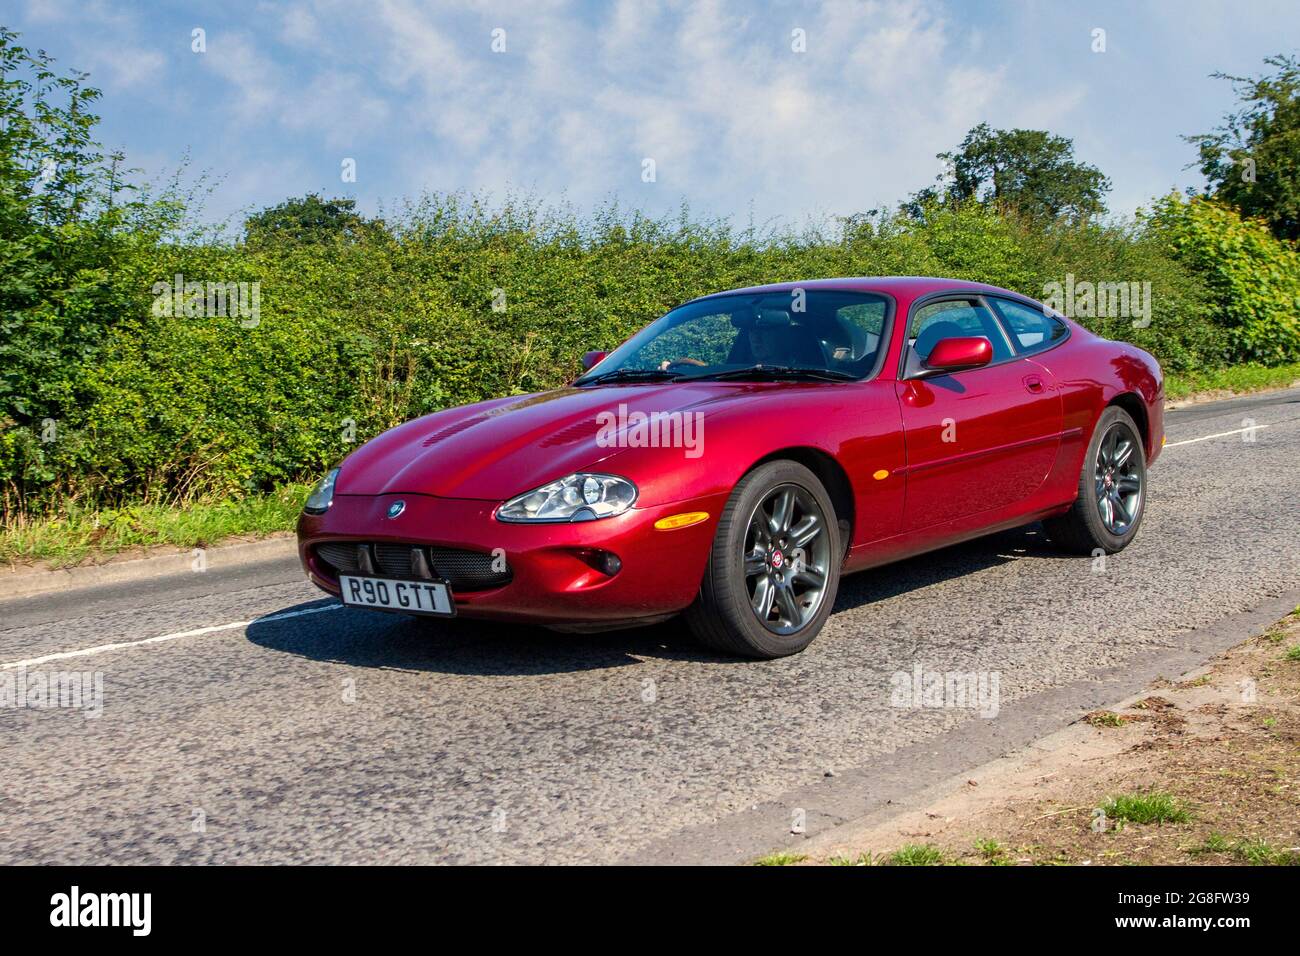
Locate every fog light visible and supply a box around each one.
[574,548,622,577]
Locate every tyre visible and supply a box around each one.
[685,460,841,658]
[1044,406,1147,555]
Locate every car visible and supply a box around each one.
[297,277,1163,658]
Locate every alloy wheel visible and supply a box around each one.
[1094,422,1143,536]
[742,483,832,634]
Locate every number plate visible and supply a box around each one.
[338,575,455,617]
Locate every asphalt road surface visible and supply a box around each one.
[3,388,1299,865]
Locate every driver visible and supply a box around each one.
[658,312,792,370]
[746,323,784,364]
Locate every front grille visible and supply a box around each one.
[373,543,419,577]
[314,541,511,592]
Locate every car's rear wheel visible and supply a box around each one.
[1044,405,1147,554]
[686,460,841,658]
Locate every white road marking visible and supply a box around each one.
[1164,424,1271,448]
[0,603,340,670]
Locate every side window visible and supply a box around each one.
[989,298,1068,355]
[908,299,1012,365]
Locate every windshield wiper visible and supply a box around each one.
[577,367,682,386]
[685,365,855,383]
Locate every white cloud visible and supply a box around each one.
[12,0,1299,226]
[276,2,326,49]
[201,31,282,119]
[83,45,167,91]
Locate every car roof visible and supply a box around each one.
[690,276,1027,304]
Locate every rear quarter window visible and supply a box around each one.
[989,298,1069,355]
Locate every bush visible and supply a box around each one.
[1,194,1262,518]
[1146,193,1300,364]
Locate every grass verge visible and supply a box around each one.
[0,484,309,570]
[1163,361,1300,401]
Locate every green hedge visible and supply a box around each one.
[3,194,1297,519]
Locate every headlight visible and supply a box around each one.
[303,468,340,514]
[496,473,637,522]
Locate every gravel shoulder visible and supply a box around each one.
[796,607,1300,866]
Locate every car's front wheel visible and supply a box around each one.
[686,460,841,658]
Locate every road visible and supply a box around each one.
[2,388,1298,864]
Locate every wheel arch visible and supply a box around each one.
[1107,392,1150,455]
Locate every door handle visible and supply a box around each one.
[1023,374,1045,394]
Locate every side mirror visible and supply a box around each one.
[921,336,993,375]
[581,350,608,372]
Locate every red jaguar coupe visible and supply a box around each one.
[298,277,1163,658]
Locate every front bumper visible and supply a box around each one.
[297,491,727,626]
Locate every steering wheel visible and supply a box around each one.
[659,357,707,371]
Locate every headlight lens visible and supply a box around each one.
[497,473,637,522]
[303,468,340,514]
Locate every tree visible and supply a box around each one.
[243,193,372,246]
[913,123,1111,223]
[0,27,181,509]
[1185,55,1300,242]
[0,29,176,422]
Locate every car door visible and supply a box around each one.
[896,294,1063,530]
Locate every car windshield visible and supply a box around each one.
[576,290,891,385]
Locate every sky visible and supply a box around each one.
[8,0,1299,231]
